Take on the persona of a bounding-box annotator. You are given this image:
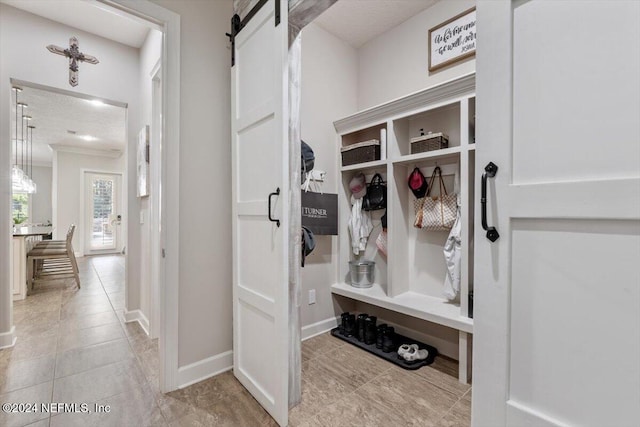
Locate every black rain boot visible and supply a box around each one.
[376,324,388,349]
[345,314,356,337]
[364,316,377,345]
[356,313,368,342]
[382,326,396,353]
[340,312,350,335]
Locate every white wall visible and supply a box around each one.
[299,23,359,328]
[153,0,234,367]
[30,165,52,224]
[137,29,162,328]
[357,0,476,110]
[0,3,140,340]
[53,151,125,255]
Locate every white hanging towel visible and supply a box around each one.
[443,207,462,300]
[443,163,462,300]
[348,195,373,255]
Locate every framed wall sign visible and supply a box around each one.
[428,7,476,72]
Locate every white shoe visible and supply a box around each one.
[401,345,429,362]
[397,344,418,358]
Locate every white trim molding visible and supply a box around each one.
[0,326,17,349]
[333,72,475,135]
[507,400,571,427]
[178,351,233,389]
[301,316,339,341]
[124,309,150,336]
[50,144,123,158]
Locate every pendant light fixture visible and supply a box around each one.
[28,124,37,194]
[11,85,37,194]
[22,114,35,194]
[11,86,25,192]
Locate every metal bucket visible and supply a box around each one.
[349,260,375,288]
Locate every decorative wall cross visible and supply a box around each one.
[46,37,99,87]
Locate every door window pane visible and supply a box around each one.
[92,178,114,249]
[12,193,29,225]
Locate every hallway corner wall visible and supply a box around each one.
[152,0,235,372]
[299,22,359,329]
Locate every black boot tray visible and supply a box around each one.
[330,327,438,370]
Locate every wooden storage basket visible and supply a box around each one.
[341,139,380,166]
[410,132,448,154]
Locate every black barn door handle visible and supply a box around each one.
[481,162,500,242]
[268,187,281,227]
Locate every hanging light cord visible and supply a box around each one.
[21,104,25,174]
[14,89,18,168]
[28,125,32,178]
[30,126,33,178]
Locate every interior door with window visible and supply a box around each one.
[231,1,290,426]
[85,172,122,254]
[473,1,640,426]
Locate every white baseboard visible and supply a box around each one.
[124,309,150,336]
[301,316,339,341]
[174,316,337,390]
[0,326,17,349]
[177,351,233,389]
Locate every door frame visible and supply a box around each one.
[149,59,162,340]
[0,0,181,392]
[80,169,123,256]
[101,0,182,393]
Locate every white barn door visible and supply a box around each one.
[474,1,640,426]
[231,1,289,426]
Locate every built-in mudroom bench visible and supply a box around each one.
[332,73,476,383]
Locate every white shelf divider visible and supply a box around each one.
[340,159,387,172]
[392,146,462,167]
[331,282,473,333]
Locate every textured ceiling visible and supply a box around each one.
[0,0,150,48]
[11,85,126,165]
[314,0,439,48]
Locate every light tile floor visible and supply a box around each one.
[0,254,471,426]
[291,333,471,427]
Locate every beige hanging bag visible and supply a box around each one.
[421,166,457,231]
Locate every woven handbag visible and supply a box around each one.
[421,167,457,231]
[413,197,425,228]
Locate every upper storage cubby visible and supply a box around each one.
[340,122,387,171]
[341,122,387,147]
[392,102,461,157]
